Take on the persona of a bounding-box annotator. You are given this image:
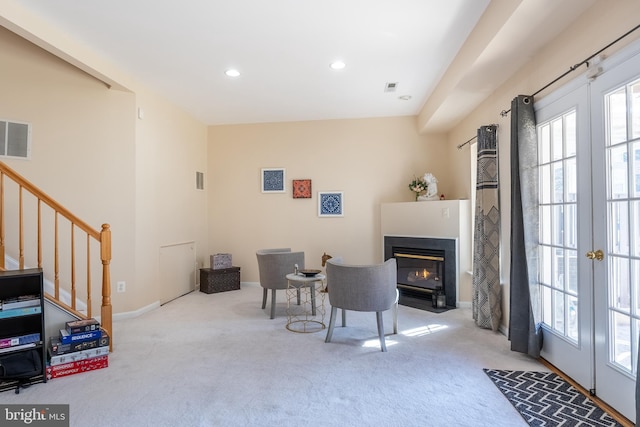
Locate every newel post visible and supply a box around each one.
[100,223,113,351]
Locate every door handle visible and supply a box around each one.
[585,249,604,261]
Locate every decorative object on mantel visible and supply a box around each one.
[409,173,439,201]
[408,175,427,201]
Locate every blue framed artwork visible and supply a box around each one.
[318,192,343,217]
[261,168,286,193]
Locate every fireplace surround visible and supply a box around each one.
[384,236,457,310]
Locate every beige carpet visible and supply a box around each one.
[2,283,546,426]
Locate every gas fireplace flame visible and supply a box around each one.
[407,269,430,282]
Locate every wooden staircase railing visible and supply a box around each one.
[0,161,112,350]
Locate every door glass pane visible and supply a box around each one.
[610,256,630,312]
[554,289,565,333]
[568,295,578,341]
[565,204,577,248]
[609,201,629,255]
[612,311,632,371]
[566,158,577,202]
[634,318,639,376]
[541,164,551,204]
[567,249,578,294]
[541,245,552,285]
[608,87,627,144]
[552,118,564,160]
[609,145,628,199]
[540,123,551,164]
[543,285,552,325]
[633,259,640,313]
[632,201,640,257]
[553,205,564,246]
[553,162,564,202]
[633,141,640,198]
[553,248,564,288]
[566,111,577,157]
[631,80,640,139]
[541,206,551,245]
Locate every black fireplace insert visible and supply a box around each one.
[384,236,456,310]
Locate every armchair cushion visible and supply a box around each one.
[256,248,305,319]
[326,258,397,312]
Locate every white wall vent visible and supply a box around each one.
[384,82,398,92]
[0,120,31,160]
[196,171,204,190]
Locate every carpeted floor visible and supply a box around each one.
[484,369,622,427]
[3,284,549,426]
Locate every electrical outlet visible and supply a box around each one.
[117,281,126,293]
[442,208,450,218]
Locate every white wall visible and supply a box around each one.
[0,26,209,314]
[208,117,452,282]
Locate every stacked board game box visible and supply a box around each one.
[46,318,110,379]
[46,355,109,379]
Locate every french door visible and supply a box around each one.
[535,42,640,421]
[536,79,593,389]
[590,48,639,420]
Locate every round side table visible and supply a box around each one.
[285,273,326,333]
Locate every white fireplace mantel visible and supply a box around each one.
[380,200,472,305]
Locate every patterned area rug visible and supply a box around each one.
[484,369,622,427]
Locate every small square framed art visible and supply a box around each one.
[292,179,312,199]
[261,168,286,193]
[318,192,343,217]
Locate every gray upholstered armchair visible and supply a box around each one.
[256,248,305,319]
[324,258,398,352]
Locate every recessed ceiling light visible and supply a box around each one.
[330,61,346,70]
[225,69,240,77]
[398,95,412,101]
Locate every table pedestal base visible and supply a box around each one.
[286,274,326,333]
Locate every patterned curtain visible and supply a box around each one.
[508,95,543,357]
[472,125,501,331]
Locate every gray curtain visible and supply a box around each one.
[472,125,501,331]
[508,95,543,357]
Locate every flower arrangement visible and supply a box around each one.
[409,173,439,201]
[408,176,428,200]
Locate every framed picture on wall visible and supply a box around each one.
[318,192,343,217]
[292,179,312,199]
[261,168,286,193]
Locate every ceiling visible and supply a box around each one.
[4,0,596,130]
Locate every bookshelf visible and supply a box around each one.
[0,268,46,393]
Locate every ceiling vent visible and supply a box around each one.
[384,82,398,92]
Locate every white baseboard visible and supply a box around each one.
[111,301,161,322]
